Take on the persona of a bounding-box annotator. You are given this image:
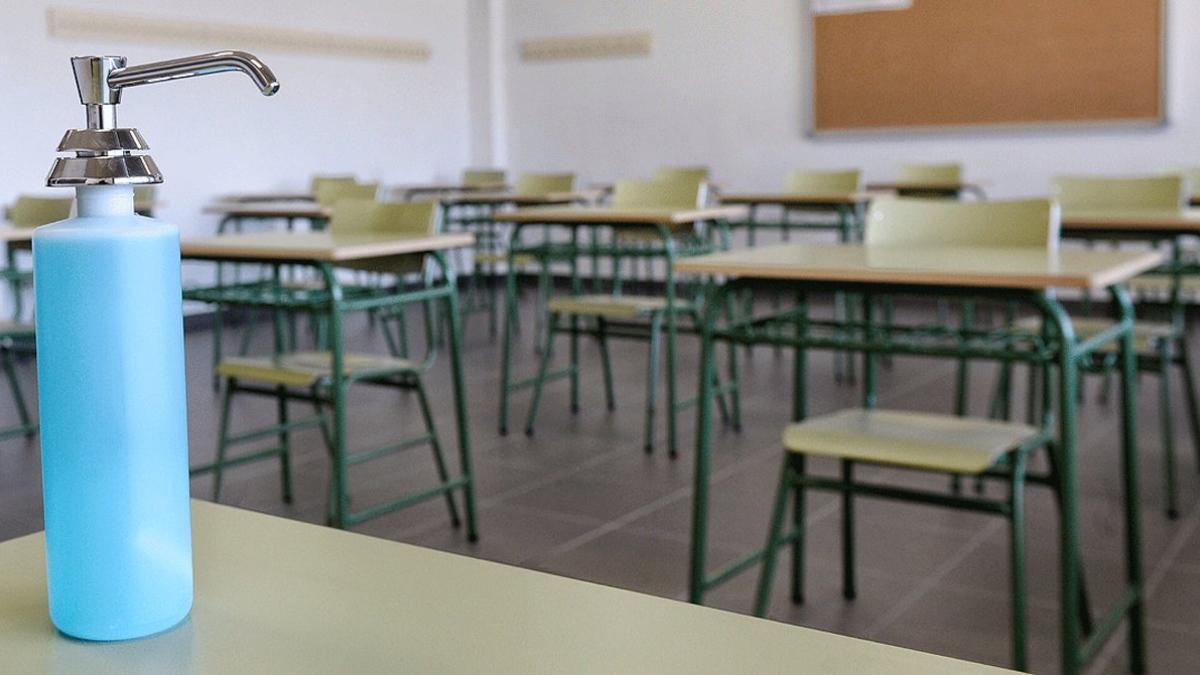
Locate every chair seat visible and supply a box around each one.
[546,294,693,319]
[1014,316,1174,353]
[474,252,536,266]
[217,351,418,387]
[0,321,34,338]
[782,408,1040,474]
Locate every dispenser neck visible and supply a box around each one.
[76,185,134,218]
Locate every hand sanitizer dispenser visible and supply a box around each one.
[36,51,278,641]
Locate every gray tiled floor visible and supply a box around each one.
[2,295,1199,674]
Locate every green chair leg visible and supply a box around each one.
[841,459,856,600]
[1178,342,1200,474]
[724,293,743,432]
[413,376,462,528]
[525,312,559,436]
[569,313,580,414]
[791,454,806,604]
[644,312,663,453]
[1,347,35,437]
[596,317,616,412]
[275,385,293,504]
[1159,348,1178,519]
[212,381,236,502]
[755,454,796,617]
[1009,450,1029,672]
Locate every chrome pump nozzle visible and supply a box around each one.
[48,51,279,187]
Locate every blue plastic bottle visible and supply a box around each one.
[33,184,193,640]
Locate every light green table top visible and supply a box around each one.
[0,501,1011,674]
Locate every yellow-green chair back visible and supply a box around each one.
[612,179,705,210]
[7,196,73,228]
[1052,175,1185,211]
[462,169,506,187]
[865,197,1057,249]
[784,169,861,196]
[310,175,356,195]
[314,181,379,208]
[515,173,575,196]
[330,199,438,275]
[896,163,963,185]
[655,166,710,185]
[1180,168,1200,200]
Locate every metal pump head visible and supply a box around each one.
[47,50,279,187]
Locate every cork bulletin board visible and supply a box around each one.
[811,0,1164,134]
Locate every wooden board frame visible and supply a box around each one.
[806,0,1166,137]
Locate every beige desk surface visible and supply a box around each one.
[864,182,986,193]
[0,501,1011,674]
[491,205,748,226]
[438,190,600,206]
[392,182,509,196]
[214,192,314,203]
[675,243,1162,290]
[719,193,873,206]
[1061,208,1200,233]
[0,227,34,243]
[181,231,474,263]
[204,201,331,220]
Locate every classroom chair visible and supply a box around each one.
[4,195,73,321]
[0,322,36,441]
[785,168,860,196]
[893,162,979,200]
[1126,169,1200,301]
[133,185,157,217]
[655,166,711,193]
[193,199,473,533]
[314,180,379,208]
[1000,175,1198,518]
[754,198,1061,672]
[514,172,576,195]
[462,168,507,187]
[523,178,738,456]
[309,174,357,195]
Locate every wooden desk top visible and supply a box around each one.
[719,193,873,207]
[0,501,1011,674]
[204,201,331,220]
[492,205,748,226]
[392,182,510,198]
[215,192,314,203]
[0,227,33,243]
[675,243,1162,290]
[865,182,986,193]
[181,231,474,263]
[438,191,600,206]
[1061,208,1200,233]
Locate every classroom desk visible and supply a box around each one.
[676,242,1162,675]
[180,231,477,530]
[717,193,874,244]
[864,181,987,200]
[204,200,332,233]
[0,501,1011,674]
[391,182,509,201]
[491,205,746,455]
[215,191,315,203]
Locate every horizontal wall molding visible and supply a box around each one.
[520,32,652,62]
[46,7,431,62]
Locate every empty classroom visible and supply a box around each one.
[1,1,1197,673]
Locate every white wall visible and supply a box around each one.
[0,0,475,240]
[498,0,1200,198]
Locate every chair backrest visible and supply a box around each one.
[864,197,1058,249]
[462,169,506,187]
[133,185,156,203]
[7,195,73,228]
[515,172,575,196]
[314,181,379,208]
[896,163,963,185]
[1052,175,1184,210]
[1181,168,1200,200]
[655,166,710,185]
[330,199,438,275]
[784,169,861,196]
[310,175,357,195]
[612,179,705,210]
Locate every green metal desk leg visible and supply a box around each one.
[319,263,350,529]
[438,251,479,542]
[498,224,523,435]
[1113,284,1146,674]
[688,280,725,603]
[662,227,679,458]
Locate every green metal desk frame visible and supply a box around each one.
[183,249,477,536]
[497,218,737,458]
[689,279,1144,675]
